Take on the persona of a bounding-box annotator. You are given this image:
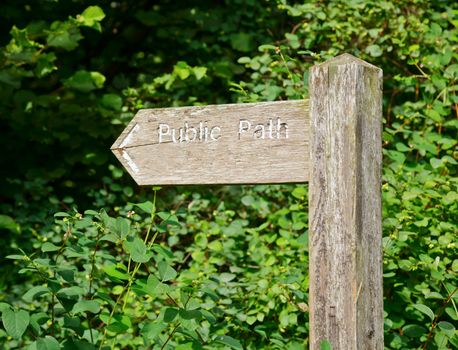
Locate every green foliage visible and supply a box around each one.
[233,0,458,347]
[320,340,332,350]
[0,0,457,349]
[1,191,230,349]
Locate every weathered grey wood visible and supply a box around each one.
[111,100,310,185]
[309,54,383,349]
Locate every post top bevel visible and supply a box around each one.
[312,53,381,72]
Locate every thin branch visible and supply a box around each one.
[160,323,180,350]
[166,293,181,308]
[422,287,458,349]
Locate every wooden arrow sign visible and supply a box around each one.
[111,100,310,185]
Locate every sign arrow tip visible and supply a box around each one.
[119,123,140,148]
[120,149,139,173]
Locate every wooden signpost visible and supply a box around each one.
[111,100,310,185]
[112,54,384,349]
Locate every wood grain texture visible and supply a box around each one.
[111,100,309,185]
[309,54,383,349]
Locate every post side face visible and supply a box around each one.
[309,54,383,349]
[355,63,383,348]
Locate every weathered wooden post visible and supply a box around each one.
[309,54,383,348]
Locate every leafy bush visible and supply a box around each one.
[0,0,457,349]
[1,190,243,349]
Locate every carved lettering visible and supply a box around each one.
[158,121,220,144]
[185,122,197,142]
[238,119,251,139]
[158,124,170,143]
[254,124,265,139]
[158,118,289,144]
[238,118,288,140]
[210,126,222,141]
[268,118,274,139]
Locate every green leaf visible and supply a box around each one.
[90,72,105,88]
[175,343,194,350]
[72,300,100,314]
[208,240,223,252]
[447,306,458,322]
[292,186,307,199]
[142,322,167,340]
[133,201,155,214]
[430,157,443,169]
[201,310,216,324]
[30,312,48,335]
[23,286,49,303]
[0,303,12,313]
[46,22,83,51]
[57,286,85,299]
[425,292,444,299]
[413,304,435,322]
[163,307,179,323]
[106,315,131,333]
[2,309,30,339]
[5,26,41,63]
[124,237,153,263]
[62,339,95,350]
[434,331,448,347]
[238,57,251,64]
[100,233,118,243]
[158,261,177,282]
[103,264,130,280]
[251,59,263,71]
[214,335,243,350]
[77,6,106,31]
[285,33,300,49]
[57,269,75,282]
[63,315,81,332]
[152,245,174,260]
[442,155,457,165]
[174,61,191,80]
[64,70,105,93]
[386,150,406,164]
[37,336,60,350]
[41,242,60,252]
[115,217,130,239]
[143,274,169,296]
[5,254,25,260]
[0,69,21,88]
[193,67,207,80]
[403,324,427,338]
[54,212,70,218]
[320,340,333,350]
[395,142,411,152]
[0,215,19,233]
[258,44,277,51]
[219,273,236,283]
[179,309,201,321]
[241,195,255,206]
[413,218,429,228]
[425,109,443,123]
[101,94,123,111]
[437,321,455,337]
[366,44,383,57]
[452,259,458,272]
[230,32,254,52]
[35,53,57,78]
